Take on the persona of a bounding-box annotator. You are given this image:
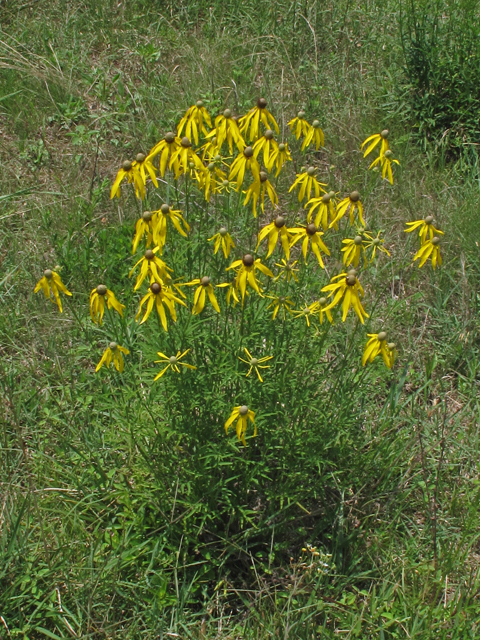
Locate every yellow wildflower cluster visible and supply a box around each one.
[33,95,447,446]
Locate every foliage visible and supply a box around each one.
[399,0,480,173]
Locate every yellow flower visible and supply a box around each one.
[89,284,125,325]
[177,100,212,145]
[200,135,220,161]
[110,159,145,200]
[152,204,190,249]
[413,236,443,269]
[404,216,443,244]
[217,178,237,194]
[273,259,299,283]
[239,97,279,142]
[129,248,173,290]
[369,149,400,184]
[306,192,335,231]
[132,151,159,189]
[185,276,221,314]
[253,129,279,169]
[268,141,292,176]
[321,271,369,324]
[208,227,235,258]
[154,349,196,380]
[301,120,325,151]
[96,342,130,373]
[34,269,72,312]
[363,230,390,263]
[225,404,257,446]
[229,146,260,190]
[288,110,310,139]
[289,223,330,268]
[256,215,293,260]
[341,234,367,268]
[266,294,294,319]
[292,303,316,327]
[238,348,273,382]
[148,132,182,177]
[362,332,396,368]
[289,166,326,203]
[132,210,156,254]
[217,281,241,307]
[311,297,333,325]
[207,108,245,153]
[135,281,186,328]
[361,129,390,158]
[330,191,365,228]
[226,254,274,303]
[243,171,278,217]
[169,136,204,178]
[195,162,226,201]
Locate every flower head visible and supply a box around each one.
[266,294,294,319]
[404,216,443,244]
[169,136,204,178]
[273,258,299,283]
[229,146,260,189]
[363,230,390,263]
[217,281,241,307]
[361,129,390,157]
[89,284,125,324]
[369,149,400,185]
[239,97,279,143]
[225,404,257,446]
[185,276,221,314]
[132,210,157,254]
[413,236,443,269]
[226,254,274,304]
[154,349,196,380]
[207,108,245,154]
[256,215,292,259]
[268,141,292,176]
[132,151,159,189]
[341,234,368,268]
[321,271,369,324]
[152,204,190,249]
[243,171,278,216]
[362,332,396,368]
[289,223,330,268]
[96,342,129,373]
[135,281,186,328]
[253,129,279,169]
[148,132,182,177]
[34,269,72,312]
[208,227,235,258]
[292,303,317,327]
[330,191,365,228]
[177,100,212,145]
[200,135,220,161]
[301,120,324,151]
[110,159,145,200]
[311,297,333,325]
[306,192,335,231]
[288,111,310,139]
[289,166,326,203]
[129,248,173,290]
[197,162,227,202]
[238,348,273,382]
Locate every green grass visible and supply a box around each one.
[1,1,480,638]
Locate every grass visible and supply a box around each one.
[1,1,480,638]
